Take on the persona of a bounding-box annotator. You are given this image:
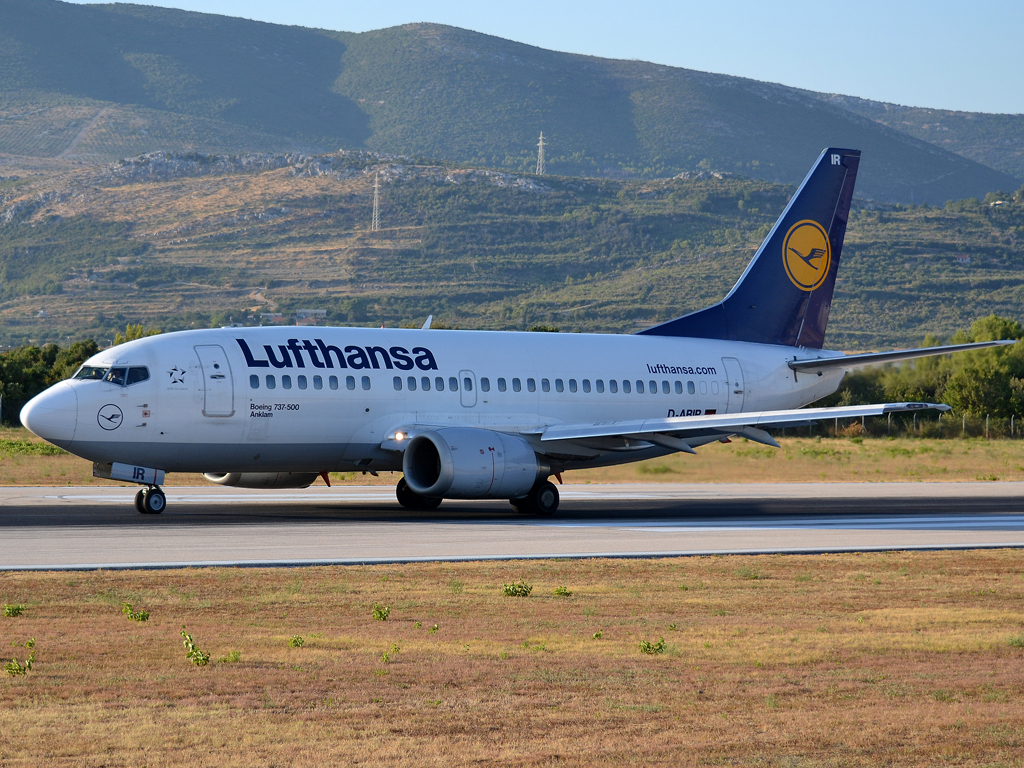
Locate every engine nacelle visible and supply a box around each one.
[403,428,542,499]
[203,472,320,489]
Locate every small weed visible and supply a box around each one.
[380,643,401,664]
[5,638,35,676]
[371,603,391,621]
[736,566,767,580]
[373,668,389,677]
[289,636,304,648]
[795,573,813,582]
[592,631,603,640]
[429,624,439,634]
[180,626,210,666]
[1008,635,1024,648]
[502,580,533,597]
[765,694,779,709]
[448,580,464,595]
[639,637,666,655]
[414,621,422,628]
[932,689,959,702]
[3,604,26,617]
[668,623,678,631]
[121,602,149,622]
[553,585,573,597]
[976,473,1000,482]
[219,651,242,664]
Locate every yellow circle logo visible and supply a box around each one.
[782,219,831,291]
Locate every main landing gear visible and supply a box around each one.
[396,477,442,510]
[134,486,166,515]
[511,479,559,516]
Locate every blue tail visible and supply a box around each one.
[639,147,860,349]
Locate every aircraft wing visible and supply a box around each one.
[789,340,1015,373]
[536,401,949,449]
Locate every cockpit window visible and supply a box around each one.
[73,366,108,380]
[103,368,127,385]
[126,367,150,385]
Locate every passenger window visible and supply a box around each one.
[480,377,490,392]
[555,379,564,393]
[104,367,127,386]
[126,367,149,385]
[711,381,719,395]
[569,379,577,393]
[596,379,605,393]
[266,375,276,390]
[282,375,292,390]
[582,379,591,393]
[622,380,631,393]
[314,375,323,390]
[699,381,708,395]
[649,380,657,393]
[635,380,644,394]
[250,374,259,389]
[527,378,536,392]
[662,380,670,394]
[541,378,550,393]
[361,376,371,391]
[449,376,459,391]
[407,376,417,391]
[497,377,507,392]
[393,376,403,391]
[512,378,522,392]
[463,377,473,391]
[609,380,618,393]
[298,375,307,390]
[329,376,339,390]
[435,376,444,391]
[687,381,695,394]
[674,381,683,394]
[347,375,356,390]
[422,376,431,391]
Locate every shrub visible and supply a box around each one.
[592,631,603,640]
[502,580,533,597]
[552,586,573,597]
[5,638,34,676]
[180,626,210,666]
[289,635,304,648]
[121,602,149,622]
[371,603,391,621]
[639,637,666,655]
[3,604,26,617]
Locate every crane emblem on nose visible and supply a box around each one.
[97,404,123,431]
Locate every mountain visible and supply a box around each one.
[0,1,1021,204]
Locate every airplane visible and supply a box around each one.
[20,147,1013,515]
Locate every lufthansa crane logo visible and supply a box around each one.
[97,404,123,431]
[782,219,831,291]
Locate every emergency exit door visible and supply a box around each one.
[722,357,745,413]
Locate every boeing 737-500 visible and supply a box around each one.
[20,148,1013,514]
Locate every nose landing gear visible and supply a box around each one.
[135,486,166,515]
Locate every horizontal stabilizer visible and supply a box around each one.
[789,340,1016,373]
[539,401,949,444]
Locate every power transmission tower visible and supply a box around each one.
[536,131,546,176]
[371,171,381,232]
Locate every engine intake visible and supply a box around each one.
[203,472,320,489]
[403,428,541,499]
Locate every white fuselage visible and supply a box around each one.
[24,326,845,475]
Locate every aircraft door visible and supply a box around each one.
[722,357,745,413]
[194,345,235,417]
[459,370,477,408]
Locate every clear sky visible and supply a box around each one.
[70,0,1024,114]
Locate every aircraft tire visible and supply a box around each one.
[529,480,559,515]
[142,487,166,514]
[134,489,146,514]
[396,477,442,510]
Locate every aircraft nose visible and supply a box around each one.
[20,382,78,447]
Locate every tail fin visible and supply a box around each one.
[639,147,860,349]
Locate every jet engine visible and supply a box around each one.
[402,428,542,499]
[203,472,320,489]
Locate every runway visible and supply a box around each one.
[1,483,1023,570]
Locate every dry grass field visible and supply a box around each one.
[1,551,1023,765]
[3,426,1024,487]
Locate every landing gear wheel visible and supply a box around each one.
[142,486,166,514]
[396,477,443,510]
[134,489,146,514]
[511,480,560,515]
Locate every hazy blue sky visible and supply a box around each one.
[71,0,1024,114]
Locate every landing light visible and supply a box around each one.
[395,432,406,441]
